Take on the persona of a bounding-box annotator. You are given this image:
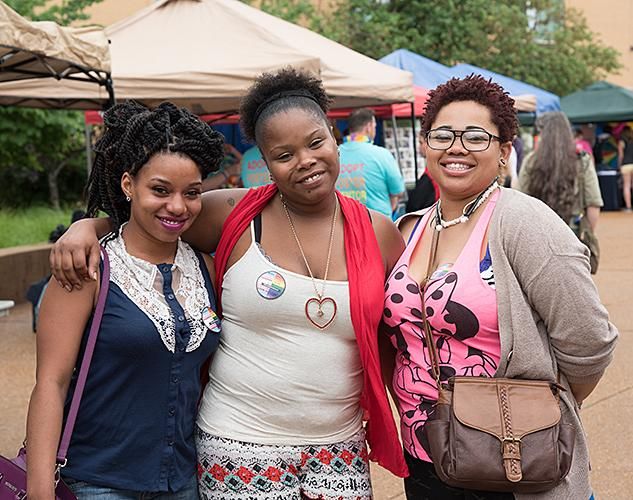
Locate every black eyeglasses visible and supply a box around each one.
[425,129,501,152]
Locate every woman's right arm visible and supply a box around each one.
[51,188,249,290]
[26,278,96,500]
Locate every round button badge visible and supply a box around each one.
[256,271,286,300]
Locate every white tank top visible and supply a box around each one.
[197,222,364,445]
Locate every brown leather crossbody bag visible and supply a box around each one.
[419,225,576,493]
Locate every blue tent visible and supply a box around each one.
[379,49,454,89]
[450,63,560,114]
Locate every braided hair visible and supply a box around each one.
[239,67,331,145]
[86,101,224,229]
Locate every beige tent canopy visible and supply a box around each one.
[0,0,412,112]
[0,1,113,106]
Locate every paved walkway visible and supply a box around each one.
[1,212,631,499]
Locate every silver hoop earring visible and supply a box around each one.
[126,195,131,202]
[499,158,506,167]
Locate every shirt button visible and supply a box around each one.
[168,440,174,446]
[177,315,185,322]
[167,294,175,300]
[169,407,175,416]
[172,376,179,383]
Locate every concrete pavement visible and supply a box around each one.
[1,211,631,499]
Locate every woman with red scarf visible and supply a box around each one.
[50,68,408,499]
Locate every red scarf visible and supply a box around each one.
[214,184,408,477]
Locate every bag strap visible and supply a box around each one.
[418,226,443,389]
[56,246,110,463]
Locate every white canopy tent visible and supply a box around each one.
[0,0,413,112]
[0,1,113,107]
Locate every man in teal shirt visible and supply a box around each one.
[337,108,404,217]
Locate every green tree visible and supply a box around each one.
[253,0,620,97]
[0,108,86,209]
[0,0,103,208]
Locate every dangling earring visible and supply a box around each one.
[126,195,131,202]
[269,172,275,184]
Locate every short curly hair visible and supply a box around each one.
[239,67,331,144]
[421,75,518,142]
[86,101,225,229]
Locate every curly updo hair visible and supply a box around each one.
[86,101,224,229]
[421,75,518,143]
[239,67,331,144]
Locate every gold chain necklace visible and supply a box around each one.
[281,194,339,330]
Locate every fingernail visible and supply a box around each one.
[65,285,72,293]
[91,272,98,281]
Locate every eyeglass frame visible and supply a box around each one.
[424,128,502,152]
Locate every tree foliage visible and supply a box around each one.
[0,0,103,208]
[253,0,620,97]
[0,108,87,209]
[4,0,101,24]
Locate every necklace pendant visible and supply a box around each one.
[305,297,338,330]
[435,223,443,232]
[459,215,469,224]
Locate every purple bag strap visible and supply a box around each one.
[56,246,110,463]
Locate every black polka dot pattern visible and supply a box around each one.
[391,293,403,304]
[384,308,392,318]
[394,271,404,280]
[406,283,419,294]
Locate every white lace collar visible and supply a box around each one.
[104,227,212,353]
[116,227,190,291]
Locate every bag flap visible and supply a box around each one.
[452,377,561,439]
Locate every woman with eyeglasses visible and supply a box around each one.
[381,76,618,499]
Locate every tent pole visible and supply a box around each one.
[391,114,401,172]
[104,75,115,110]
[411,102,418,180]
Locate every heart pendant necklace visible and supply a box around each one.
[281,193,339,330]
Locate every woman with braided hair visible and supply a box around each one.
[27,101,225,500]
[50,68,408,498]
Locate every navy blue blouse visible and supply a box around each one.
[62,249,220,492]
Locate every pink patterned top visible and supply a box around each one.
[382,191,502,462]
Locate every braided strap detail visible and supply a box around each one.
[499,384,523,482]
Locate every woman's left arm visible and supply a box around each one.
[371,211,405,277]
[522,238,618,403]
[371,211,405,390]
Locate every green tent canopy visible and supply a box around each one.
[562,81,633,123]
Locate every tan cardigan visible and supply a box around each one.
[400,188,618,499]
